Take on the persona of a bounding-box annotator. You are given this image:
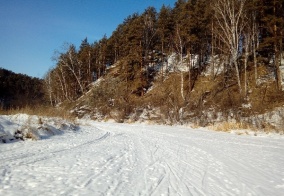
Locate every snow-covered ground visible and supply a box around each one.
[0,115,284,196]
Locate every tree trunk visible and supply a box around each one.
[55,72,66,101]
[244,34,250,98]
[161,40,164,82]
[279,1,283,90]
[211,20,215,80]
[88,51,92,83]
[233,55,242,93]
[252,14,258,85]
[46,72,53,106]
[188,48,192,95]
[244,55,247,97]
[253,37,258,85]
[180,72,185,101]
[68,51,85,94]
[274,0,282,91]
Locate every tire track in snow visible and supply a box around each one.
[94,123,220,195]
[128,126,253,195]
[1,131,111,167]
[0,129,111,194]
[93,129,138,196]
[138,131,207,196]
[1,121,284,196]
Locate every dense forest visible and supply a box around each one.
[0,68,45,109]
[45,0,284,105]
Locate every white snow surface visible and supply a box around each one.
[0,115,284,196]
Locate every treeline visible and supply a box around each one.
[0,68,45,109]
[45,0,284,105]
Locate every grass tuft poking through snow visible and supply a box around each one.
[208,121,253,132]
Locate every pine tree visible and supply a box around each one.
[157,4,173,80]
[78,37,93,85]
[260,0,284,90]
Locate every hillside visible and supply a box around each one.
[67,53,284,132]
[40,0,284,131]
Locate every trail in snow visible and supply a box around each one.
[0,118,284,196]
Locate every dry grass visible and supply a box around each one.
[25,131,37,140]
[260,122,277,132]
[208,121,253,132]
[189,123,200,129]
[0,105,75,121]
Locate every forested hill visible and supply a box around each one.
[45,0,284,104]
[0,68,45,109]
[43,0,284,128]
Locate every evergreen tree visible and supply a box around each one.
[0,68,45,108]
[260,0,284,90]
[157,4,173,80]
[78,37,93,85]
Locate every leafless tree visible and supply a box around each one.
[243,33,251,98]
[212,0,247,93]
[60,44,85,94]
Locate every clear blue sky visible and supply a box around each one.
[0,0,175,78]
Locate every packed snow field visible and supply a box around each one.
[0,115,284,196]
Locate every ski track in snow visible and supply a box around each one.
[0,120,284,196]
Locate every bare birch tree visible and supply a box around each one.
[212,0,247,93]
[174,25,185,101]
[251,0,259,85]
[44,70,54,106]
[243,33,251,98]
[60,44,85,94]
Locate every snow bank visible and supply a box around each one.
[0,114,77,143]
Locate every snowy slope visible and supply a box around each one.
[0,116,284,196]
[0,114,76,142]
